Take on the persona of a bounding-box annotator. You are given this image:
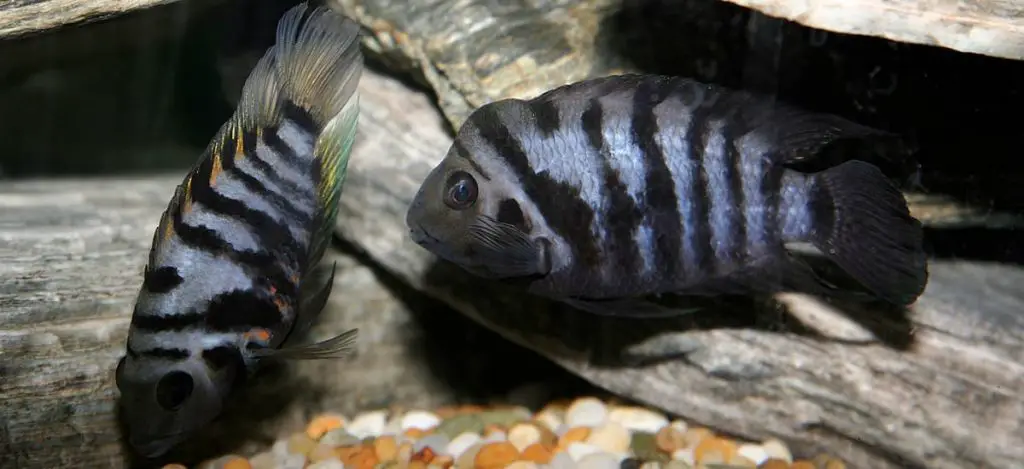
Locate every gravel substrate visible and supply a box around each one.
[172,397,848,469]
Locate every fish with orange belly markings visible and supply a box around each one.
[114,2,364,458]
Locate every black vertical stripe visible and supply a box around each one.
[721,121,748,271]
[528,98,562,138]
[681,82,717,278]
[142,266,184,294]
[219,129,314,228]
[263,123,311,174]
[132,310,204,332]
[631,78,684,284]
[472,103,602,270]
[190,153,305,271]
[582,98,644,280]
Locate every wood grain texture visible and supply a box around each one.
[332,61,1024,469]
[722,0,1024,61]
[0,0,179,38]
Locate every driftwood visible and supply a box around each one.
[0,0,191,39]
[332,60,1024,469]
[720,0,1024,61]
[0,66,601,469]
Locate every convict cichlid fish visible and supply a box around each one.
[115,3,364,458]
[405,74,929,317]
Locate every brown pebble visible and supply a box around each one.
[482,424,505,436]
[374,435,399,462]
[408,461,428,469]
[161,465,187,469]
[335,445,365,465]
[557,426,591,449]
[655,425,686,453]
[519,442,555,464]
[826,460,847,469]
[413,446,438,464]
[760,459,792,469]
[792,461,816,469]
[473,441,520,469]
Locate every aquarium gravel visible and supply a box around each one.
[173,397,848,469]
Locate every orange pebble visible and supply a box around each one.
[408,461,428,469]
[654,425,686,453]
[483,424,506,436]
[791,461,816,469]
[374,435,399,461]
[473,441,520,469]
[432,455,455,468]
[694,436,738,463]
[305,414,346,440]
[682,427,714,448]
[349,446,379,469]
[557,426,591,448]
[760,459,792,469]
[161,465,187,469]
[336,445,365,464]
[434,406,460,418]
[826,460,848,469]
[519,443,554,464]
[222,457,252,469]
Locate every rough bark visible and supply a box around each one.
[0,67,599,469]
[0,0,187,39]
[332,59,1024,469]
[720,0,1024,61]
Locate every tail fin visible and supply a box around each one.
[807,160,929,305]
[233,2,364,266]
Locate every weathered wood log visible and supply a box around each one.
[332,58,1024,469]
[0,66,599,469]
[0,0,186,39]
[720,0,1024,61]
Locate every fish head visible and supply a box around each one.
[114,347,244,458]
[406,143,552,280]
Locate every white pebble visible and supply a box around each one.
[669,419,688,434]
[307,459,344,469]
[347,410,389,439]
[565,397,608,428]
[508,423,542,451]
[548,451,577,469]
[401,410,441,431]
[277,453,306,469]
[639,462,662,469]
[534,410,563,432]
[383,415,403,436]
[482,430,507,443]
[607,406,669,434]
[415,433,451,455]
[446,432,482,458]
[737,443,770,465]
[663,461,691,469]
[762,438,793,462]
[585,422,631,454]
[671,448,696,465]
[576,452,620,469]
[566,442,603,462]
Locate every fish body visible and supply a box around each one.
[405,74,928,316]
[115,3,364,458]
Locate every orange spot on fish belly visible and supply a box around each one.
[235,127,245,160]
[244,328,271,343]
[181,175,194,213]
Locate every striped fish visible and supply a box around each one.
[405,74,928,317]
[115,3,363,458]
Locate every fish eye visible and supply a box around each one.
[444,171,478,210]
[155,370,194,411]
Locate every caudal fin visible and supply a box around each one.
[807,160,929,305]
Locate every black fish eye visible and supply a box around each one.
[155,371,194,411]
[444,171,478,210]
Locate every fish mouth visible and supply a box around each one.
[408,223,440,246]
